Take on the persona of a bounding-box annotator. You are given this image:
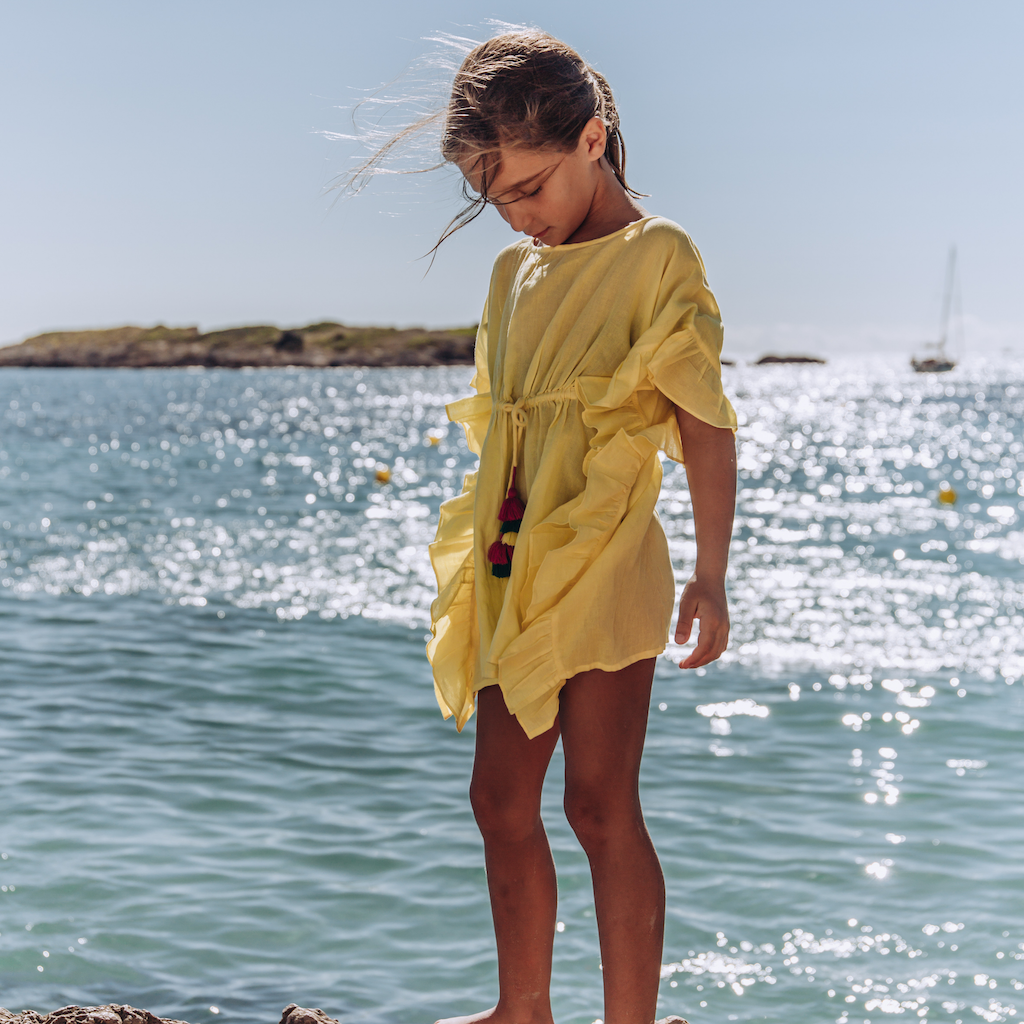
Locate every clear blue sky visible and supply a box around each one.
[1,0,1021,356]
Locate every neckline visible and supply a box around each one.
[528,215,659,255]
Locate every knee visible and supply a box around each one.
[469,776,540,845]
[564,778,639,852]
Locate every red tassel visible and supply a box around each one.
[498,467,526,522]
[487,540,511,565]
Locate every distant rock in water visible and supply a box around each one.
[0,1003,339,1024]
[0,322,477,368]
[754,354,827,365]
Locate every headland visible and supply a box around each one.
[0,322,477,369]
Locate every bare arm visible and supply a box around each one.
[673,407,737,669]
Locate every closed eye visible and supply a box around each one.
[481,159,561,205]
[486,186,542,208]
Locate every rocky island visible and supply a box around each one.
[0,322,477,369]
[753,353,826,365]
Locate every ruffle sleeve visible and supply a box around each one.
[580,229,737,467]
[426,308,492,729]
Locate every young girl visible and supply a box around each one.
[358,27,737,1024]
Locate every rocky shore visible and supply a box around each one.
[0,1003,339,1024]
[0,322,477,369]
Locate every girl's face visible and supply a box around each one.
[462,118,608,247]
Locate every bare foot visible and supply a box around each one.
[435,1008,553,1024]
[435,1010,496,1024]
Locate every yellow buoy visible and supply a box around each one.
[375,466,392,484]
[428,434,442,446]
[938,484,957,505]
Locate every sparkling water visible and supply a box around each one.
[1,361,1022,1024]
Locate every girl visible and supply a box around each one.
[356,27,737,1024]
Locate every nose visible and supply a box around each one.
[497,203,532,236]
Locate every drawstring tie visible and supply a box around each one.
[488,400,527,578]
[486,386,576,579]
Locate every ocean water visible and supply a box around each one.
[1,361,1022,1024]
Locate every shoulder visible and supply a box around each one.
[624,217,704,266]
[626,217,714,295]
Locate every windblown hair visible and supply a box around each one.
[437,30,642,245]
[334,27,642,252]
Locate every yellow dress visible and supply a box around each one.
[427,216,737,739]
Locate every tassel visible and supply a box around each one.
[498,467,526,522]
[499,490,526,522]
[490,467,526,578]
[488,540,511,565]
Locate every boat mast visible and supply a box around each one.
[938,245,956,356]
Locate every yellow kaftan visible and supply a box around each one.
[426,216,737,738]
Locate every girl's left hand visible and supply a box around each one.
[674,575,730,669]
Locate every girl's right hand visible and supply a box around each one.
[674,574,730,669]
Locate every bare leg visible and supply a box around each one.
[436,685,560,1024]
[560,659,664,1024]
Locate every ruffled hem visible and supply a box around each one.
[494,608,667,738]
[426,381,496,730]
[494,615,561,737]
[426,467,480,731]
[427,561,477,730]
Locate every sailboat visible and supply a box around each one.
[911,246,959,372]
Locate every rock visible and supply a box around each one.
[275,331,305,353]
[0,1008,188,1024]
[0,1006,337,1024]
[278,1006,339,1024]
[754,354,826,365]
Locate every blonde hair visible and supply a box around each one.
[334,27,642,251]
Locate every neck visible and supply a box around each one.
[563,160,649,245]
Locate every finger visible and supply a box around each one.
[679,618,711,668]
[679,624,729,669]
[681,646,720,669]
[680,642,720,669]
[674,596,698,644]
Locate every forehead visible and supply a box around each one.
[461,145,564,196]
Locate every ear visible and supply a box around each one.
[578,116,607,163]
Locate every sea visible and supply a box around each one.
[1,360,1022,1024]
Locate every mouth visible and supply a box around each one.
[530,228,550,244]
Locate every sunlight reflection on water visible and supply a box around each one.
[4,360,1023,672]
